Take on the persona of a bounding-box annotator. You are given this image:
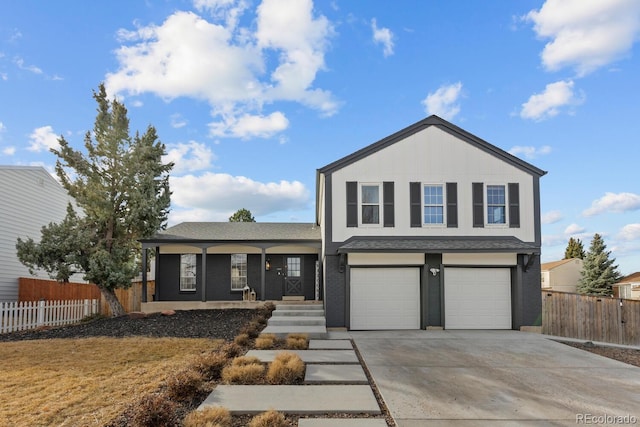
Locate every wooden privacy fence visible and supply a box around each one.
[542,290,640,346]
[19,278,155,316]
[1,299,99,333]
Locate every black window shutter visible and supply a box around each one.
[446,182,458,228]
[346,181,358,227]
[472,182,484,228]
[383,182,395,227]
[410,182,421,227]
[508,183,520,228]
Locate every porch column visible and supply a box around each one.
[260,248,266,301]
[201,247,207,302]
[154,246,160,300]
[141,247,148,303]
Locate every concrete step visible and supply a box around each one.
[260,325,327,339]
[268,316,326,327]
[276,304,324,311]
[272,310,325,317]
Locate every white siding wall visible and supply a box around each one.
[0,167,78,301]
[547,259,583,293]
[330,126,536,243]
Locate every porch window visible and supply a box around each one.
[231,254,248,291]
[180,254,197,292]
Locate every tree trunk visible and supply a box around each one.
[99,286,126,317]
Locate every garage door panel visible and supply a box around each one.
[445,268,511,329]
[350,268,420,330]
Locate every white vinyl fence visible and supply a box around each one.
[0,299,99,334]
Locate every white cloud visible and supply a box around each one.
[509,145,552,159]
[164,141,215,174]
[618,223,640,241]
[169,172,310,222]
[542,210,563,224]
[520,79,584,121]
[422,82,463,121]
[583,192,640,217]
[371,18,394,57]
[2,146,16,156]
[564,223,585,234]
[105,1,337,140]
[209,111,289,139]
[170,113,188,129]
[27,126,59,152]
[526,0,640,76]
[14,57,43,74]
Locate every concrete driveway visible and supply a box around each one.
[351,330,640,426]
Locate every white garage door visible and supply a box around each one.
[445,268,511,329]
[350,268,420,330]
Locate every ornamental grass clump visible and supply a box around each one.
[266,352,305,385]
[255,333,279,349]
[248,409,290,427]
[130,392,179,427]
[183,406,232,427]
[233,333,250,347]
[221,356,265,384]
[285,333,308,350]
[163,367,204,404]
[191,351,230,379]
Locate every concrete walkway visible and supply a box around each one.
[198,305,386,426]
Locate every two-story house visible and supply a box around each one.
[142,115,546,330]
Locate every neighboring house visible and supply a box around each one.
[0,166,77,301]
[613,272,640,300]
[143,115,546,330]
[541,258,583,293]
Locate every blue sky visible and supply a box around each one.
[1,0,639,275]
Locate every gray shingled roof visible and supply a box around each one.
[338,237,539,253]
[144,222,321,242]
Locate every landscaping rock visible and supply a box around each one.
[161,310,176,316]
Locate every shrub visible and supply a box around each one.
[248,409,289,427]
[220,342,243,358]
[222,356,265,384]
[163,368,203,403]
[255,333,278,349]
[266,352,305,384]
[284,333,308,350]
[241,320,264,339]
[183,406,232,427]
[130,392,178,427]
[234,333,250,347]
[192,351,229,379]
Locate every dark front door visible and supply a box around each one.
[284,256,303,296]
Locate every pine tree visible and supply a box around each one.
[564,237,586,259]
[576,234,621,296]
[229,208,256,222]
[16,84,173,316]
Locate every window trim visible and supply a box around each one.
[230,253,248,291]
[422,183,446,227]
[485,184,508,227]
[179,254,197,292]
[359,182,382,227]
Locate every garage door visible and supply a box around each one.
[350,268,420,330]
[445,268,511,329]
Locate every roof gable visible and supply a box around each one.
[318,115,547,178]
[541,258,582,271]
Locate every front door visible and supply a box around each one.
[284,256,303,297]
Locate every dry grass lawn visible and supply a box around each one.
[0,337,222,427]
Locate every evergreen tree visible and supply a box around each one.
[576,234,621,296]
[16,84,173,316]
[564,237,586,259]
[229,208,256,222]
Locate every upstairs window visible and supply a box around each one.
[360,184,381,225]
[487,185,506,224]
[423,184,444,225]
[180,254,197,292]
[231,254,248,291]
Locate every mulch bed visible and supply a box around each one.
[558,340,640,368]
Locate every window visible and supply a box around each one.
[180,254,196,292]
[360,184,381,225]
[487,185,506,224]
[231,254,247,290]
[287,257,301,277]
[423,185,444,225]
